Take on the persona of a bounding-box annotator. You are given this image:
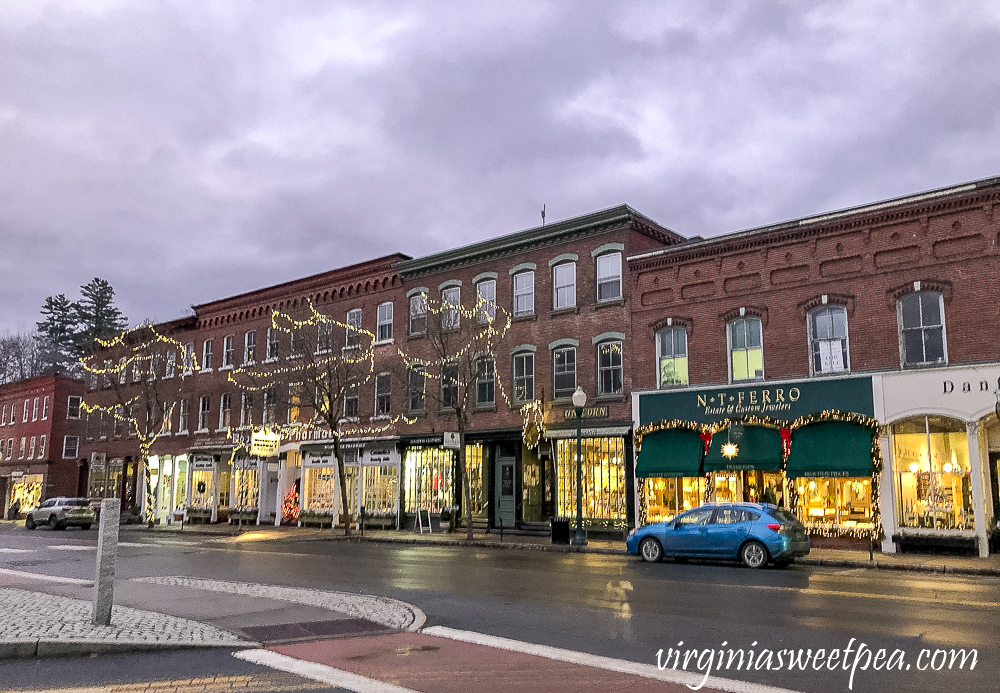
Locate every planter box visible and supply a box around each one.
[186,509,213,525]
[892,533,977,556]
[229,509,258,524]
[299,513,333,528]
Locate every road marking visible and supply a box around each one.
[0,548,32,553]
[49,545,96,551]
[422,626,804,693]
[733,583,1000,609]
[0,567,93,585]
[234,648,420,693]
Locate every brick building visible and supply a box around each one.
[628,176,1000,556]
[397,205,681,532]
[0,374,87,516]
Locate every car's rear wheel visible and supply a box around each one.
[741,540,768,569]
[639,537,664,563]
[49,515,65,530]
[25,516,35,530]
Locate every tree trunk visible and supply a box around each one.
[456,406,473,541]
[333,433,352,536]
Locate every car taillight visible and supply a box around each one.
[766,523,783,532]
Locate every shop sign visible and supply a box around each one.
[562,405,609,420]
[10,471,23,480]
[443,432,460,450]
[303,452,334,467]
[191,454,215,470]
[364,448,400,467]
[407,436,444,446]
[250,429,280,457]
[880,366,1000,421]
[639,376,874,425]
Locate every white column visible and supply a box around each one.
[210,461,219,524]
[879,436,897,553]
[967,421,989,558]
[255,458,264,525]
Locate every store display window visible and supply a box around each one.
[793,477,873,531]
[892,416,974,530]
[362,465,398,515]
[555,437,625,523]
[642,477,705,523]
[404,446,453,513]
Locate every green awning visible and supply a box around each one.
[636,428,704,478]
[786,421,874,478]
[704,425,783,472]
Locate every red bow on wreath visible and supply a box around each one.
[780,428,792,459]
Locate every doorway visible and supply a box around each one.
[495,448,516,530]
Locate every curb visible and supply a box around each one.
[798,557,1000,576]
[0,640,236,660]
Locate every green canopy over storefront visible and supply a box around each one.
[786,420,874,478]
[704,425,783,472]
[636,428,704,478]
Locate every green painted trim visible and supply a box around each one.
[592,332,625,345]
[509,263,536,275]
[512,344,537,353]
[548,338,579,350]
[548,253,579,267]
[406,287,429,298]
[438,280,462,291]
[591,242,624,257]
[473,272,498,284]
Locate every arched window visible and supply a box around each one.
[898,291,946,366]
[728,317,763,382]
[809,305,849,374]
[656,327,688,387]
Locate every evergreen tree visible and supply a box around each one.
[74,278,128,357]
[36,293,79,374]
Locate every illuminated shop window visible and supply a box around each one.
[555,437,625,524]
[404,446,454,513]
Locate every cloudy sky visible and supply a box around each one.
[2,1,999,334]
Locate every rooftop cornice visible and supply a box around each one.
[628,175,1000,269]
[399,205,684,277]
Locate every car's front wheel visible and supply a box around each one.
[25,516,35,530]
[741,540,768,569]
[639,537,664,563]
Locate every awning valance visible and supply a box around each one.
[704,425,783,472]
[635,428,704,478]
[786,420,874,478]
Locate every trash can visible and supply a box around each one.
[551,518,570,545]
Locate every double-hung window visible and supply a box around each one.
[198,395,211,431]
[344,383,359,419]
[513,271,534,317]
[899,291,946,366]
[263,389,276,424]
[244,331,257,363]
[317,322,332,353]
[553,263,576,310]
[657,327,689,387]
[596,252,622,301]
[375,374,391,415]
[409,294,427,336]
[513,352,534,402]
[407,368,426,412]
[441,287,461,330]
[178,399,189,433]
[240,393,253,426]
[810,306,849,374]
[183,343,195,373]
[22,399,29,422]
[41,396,49,421]
[477,280,496,323]
[729,317,763,381]
[266,327,280,360]
[219,394,232,430]
[223,335,235,367]
[165,349,176,378]
[476,357,495,405]
[67,396,82,419]
[62,436,79,459]
[441,363,459,409]
[597,341,623,396]
[377,302,393,342]
[346,309,363,348]
[202,340,214,371]
[553,347,577,398]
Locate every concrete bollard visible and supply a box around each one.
[92,498,121,626]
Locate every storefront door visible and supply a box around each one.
[495,453,516,529]
[990,452,999,521]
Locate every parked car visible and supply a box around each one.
[626,503,810,568]
[25,497,95,531]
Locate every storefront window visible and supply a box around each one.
[303,467,338,511]
[190,470,214,508]
[893,416,973,530]
[465,444,485,517]
[173,457,187,511]
[793,477,872,531]
[642,477,705,523]
[404,445,453,512]
[555,437,625,524]
[10,475,43,511]
[362,466,397,515]
[233,467,259,510]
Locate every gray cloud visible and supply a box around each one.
[1,0,998,333]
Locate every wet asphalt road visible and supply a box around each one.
[1,526,997,693]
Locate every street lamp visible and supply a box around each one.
[572,386,588,546]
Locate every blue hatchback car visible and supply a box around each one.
[626,503,810,568]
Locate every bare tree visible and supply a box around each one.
[228,302,405,536]
[0,332,45,383]
[395,290,510,540]
[79,323,194,525]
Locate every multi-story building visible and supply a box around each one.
[397,205,682,532]
[0,374,87,516]
[629,176,1000,556]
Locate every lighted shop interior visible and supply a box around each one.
[555,437,626,523]
[642,476,705,523]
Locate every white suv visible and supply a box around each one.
[25,497,95,531]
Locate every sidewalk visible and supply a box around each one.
[113,520,1000,576]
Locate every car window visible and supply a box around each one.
[676,508,714,526]
[64,499,89,507]
[768,508,801,525]
[713,508,745,525]
[745,511,760,522]
[38,500,54,509]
